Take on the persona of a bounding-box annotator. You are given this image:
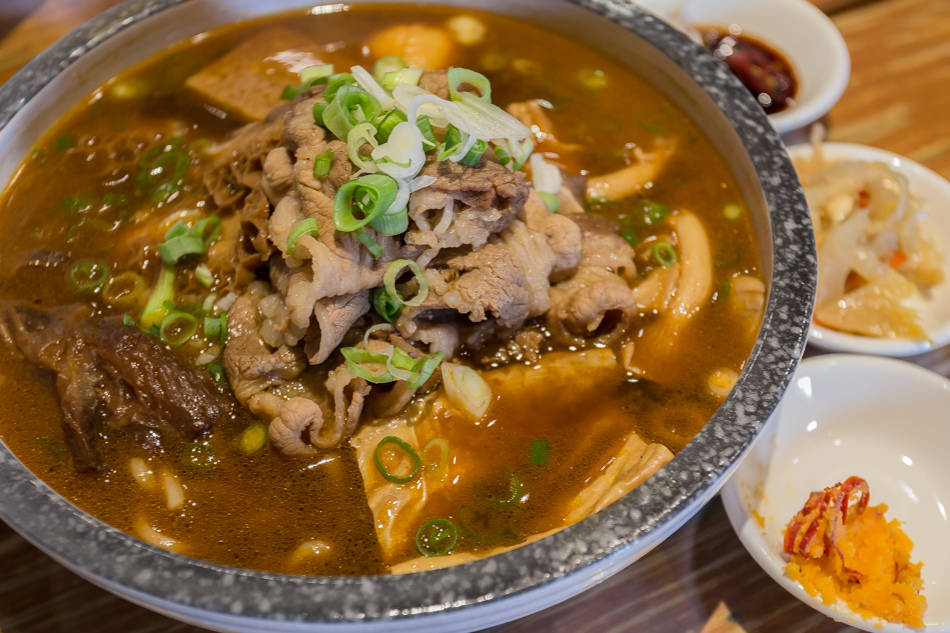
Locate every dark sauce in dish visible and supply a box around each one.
[699,26,797,114]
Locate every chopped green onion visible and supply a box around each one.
[620,228,639,245]
[721,279,732,299]
[237,423,268,455]
[313,101,328,126]
[380,67,424,91]
[368,206,409,236]
[313,148,334,178]
[140,264,176,327]
[67,260,110,292]
[510,138,534,171]
[322,84,382,141]
[355,227,383,259]
[372,55,407,81]
[458,139,487,167]
[201,293,218,314]
[644,200,670,225]
[333,174,399,232]
[206,362,225,383]
[407,351,444,390]
[203,314,227,343]
[383,259,429,308]
[487,471,522,506]
[300,63,334,86]
[423,437,450,477]
[415,518,458,557]
[183,442,219,468]
[493,144,511,166]
[160,311,198,346]
[438,125,466,162]
[322,73,356,102]
[416,116,437,146]
[158,217,221,265]
[538,192,559,212]
[529,439,551,466]
[287,218,319,256]
[448,67,492,103]
[123,314,136,327]
[346,122,380,172]
[341,346,394,383]
[373,435,421,484]
[373,286,402,323]
[441,362,491,419]
[195,264,214,288]
[652,241,677,268]
[374,109,408,144]
[54,135,75,151]
[723,203,742,220]
[280,84,309,100]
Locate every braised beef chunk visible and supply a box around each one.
[0,303,227,472]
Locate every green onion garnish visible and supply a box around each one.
[322,84,382,141]
[652,241,677,268]
[322,72,357,102]
[438,125,465,162]
[458,139,488,168]
[373,286,402,323]
[140,264,176,327]
[287,218,319,257]
[723,203,742,220]
[300,63,334,86]
[372,55,407,81]
[195,264,214,288]
[538,192,559,212]
[333,174,399,232]
[203,314,227,343]
[67,260,110,292]
[644,200,670,225]
[341,346,395,383]
[312,101,328,126]
[158,217,222,265]
[380,67,424,91]
[237,423,268,455]
[408,352,444,390]
[374,109,408,144]
[423,437,450,477]
[415,518,458,557]
[206,362,225,383]
[183,442,219,468]
[383,259,429,308]
[416,116,437,146]
[447,67,492,103]
[280,84,308,100]
[529,439,551,466]
[160,311,198,346]
[720,279,732,299]
[313,148,334,178]
[373,435,421,484]
[493,144,511,166]
[355,227,383,259]
[578,68,608,89]
[487,471,523,506]
[54,135,75,151]
[620,228,639,245]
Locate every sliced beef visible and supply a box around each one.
[563,212,636,278]
[306,290,370,365]
[223,286,307,404]
[406,155,530,251]
[0,303,227,472]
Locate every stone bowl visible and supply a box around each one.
[0,1,816,631]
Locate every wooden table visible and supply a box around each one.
[1,1,949,632]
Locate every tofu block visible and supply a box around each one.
[185,27,325,122]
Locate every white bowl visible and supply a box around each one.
[722,354,950,631]
[787,142,950,357]
[637,0,850,134]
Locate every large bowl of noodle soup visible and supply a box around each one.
[0,0,815,631]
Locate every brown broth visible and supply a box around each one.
[0,5,762,574]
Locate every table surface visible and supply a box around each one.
[1,1,949,632]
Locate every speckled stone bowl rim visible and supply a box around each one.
[0,0,816,628]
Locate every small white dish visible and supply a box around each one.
[786,142,950,357]
[637,0,850,134]
[722,354,950,632]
